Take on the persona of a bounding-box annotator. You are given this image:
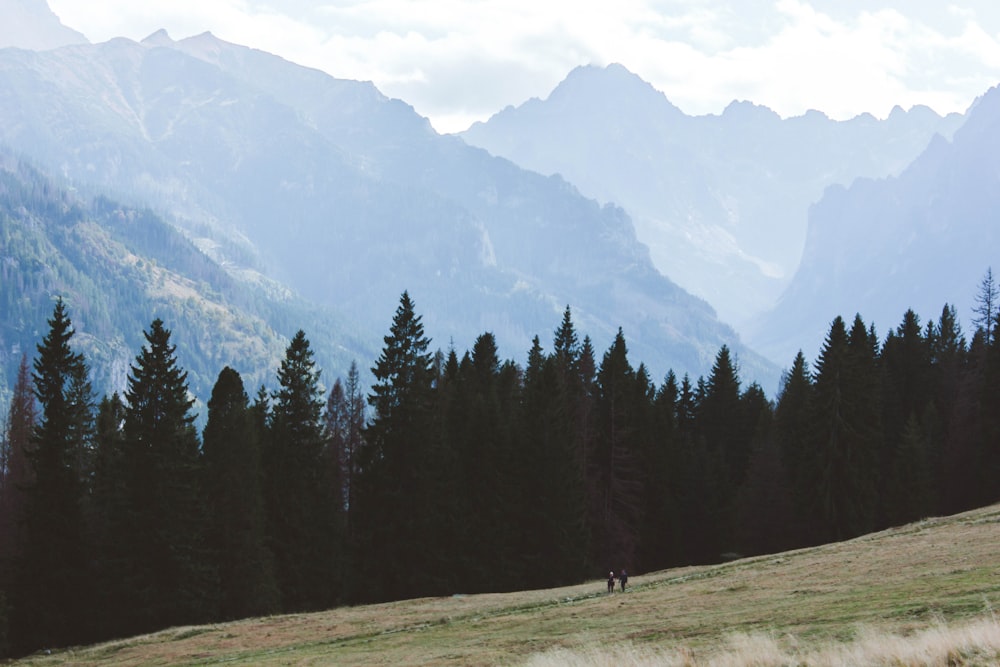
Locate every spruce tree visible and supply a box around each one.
[14,299,93,652]
[266,331,340,610]
[90,392,128,639]
[122,318,215,632]
[356,292,436,601]
[807,316,879,542]
[519,336,590,587]
[343,361,367,532]
[203,367,279,619]
[594,329,644,571]
[773,351,815,543]
[0,356,35,580]
[0,354,35,650]
[639,371,682,571]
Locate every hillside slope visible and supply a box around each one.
[0,151,370,409]
[16,503,1000,666]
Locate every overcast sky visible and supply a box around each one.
[46,0,1000,134]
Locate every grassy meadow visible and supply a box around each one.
[10,504,1000,666]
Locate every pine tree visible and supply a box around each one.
[356,292,437,601]
[691,345,746,556]
[203,367,279,619]
[972,267,998,342]
[594,329,644,571]
[121,318,215,632]
[266,331,340,610]
[879,310,932,523]
[807,315,880,542]
[343,362,366,535]
[0,355,35,629]
[518,335,590,587]
[638,371,682,571]
[13,299,94,652]
[772,351,815,543]
[89,392,128,639]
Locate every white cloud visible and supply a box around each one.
[46,0,1000,132]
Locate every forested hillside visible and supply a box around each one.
[0,32,777,391]
[3,281,999,658]
[0,151,372,414]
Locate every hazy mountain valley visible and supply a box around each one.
[4,0,1000,661]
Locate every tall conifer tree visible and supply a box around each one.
[203,367,278,619]
[357,292,437,601]
[13,299,93,652]
[266,331,340,610]
[122,318,215,632]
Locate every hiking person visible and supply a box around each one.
[607,570,616,593]
[619,568,628,592]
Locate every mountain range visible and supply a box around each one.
[750,84,1000,363]
[3,0,998,409]
[0,3,779,407]
[462,63,965,327]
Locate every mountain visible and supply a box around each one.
[0,150,372,412]
[461,63,964,326]
[748,85,1000,364]
[0,0,87,50]
[0,30,779,394]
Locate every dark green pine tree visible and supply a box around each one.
[89,392,128,640]
[518,335,590,588]
[733,384,793,557]
[1,355,36,596]
[356,292,437,601]
[930,305,971,514]
[203,367,279,619]
[324,360,366,541]
[807,315,880,542]
[879,310,933,524]
[638,370,683,572]
[593,329,644,571]
[122,318,216,633]
[978,306,1000,504]
[699,345,747,489]
[772,351,816,544]
[689,345,746,557]
[444,333,519,592]
[265,331,340,611]
[13,299,94,653]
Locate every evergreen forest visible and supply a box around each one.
[2,284,1000,659]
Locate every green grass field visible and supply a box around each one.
[11,504,1000,666]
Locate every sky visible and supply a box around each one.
[45,0,1000,134]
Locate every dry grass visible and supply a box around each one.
[10,504,1000,666]
[525,617,1000,666]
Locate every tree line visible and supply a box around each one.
[2,281,1000,657]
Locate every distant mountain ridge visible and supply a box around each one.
[461,63,965,327]
[0,0,87,50]
[749,84,1000,363]
[0,26,779,394]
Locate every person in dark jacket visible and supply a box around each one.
[619,569,628,592]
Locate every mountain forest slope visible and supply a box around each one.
[0,31,777,392]
[11,503,1000,666]
[0,151,370,408]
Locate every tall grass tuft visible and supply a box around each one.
[523,614,1000,666]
